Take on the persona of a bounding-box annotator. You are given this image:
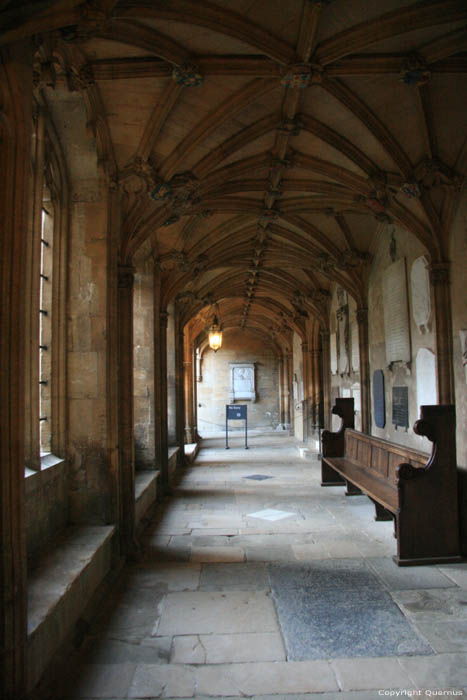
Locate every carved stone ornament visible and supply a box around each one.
[412,157,462,191]
[399,53,431,87]
[281,63,323,88]
[429,262,450,286]
[172,64,204,87]
[401,181,421,199]
[67,64,95,92]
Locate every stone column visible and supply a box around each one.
[286,350,293,433]
[166,304,177,445]
[117,265,136,556]
[430,262,454,404]
[174,308,185,467]
[301,341,310,441]
[311,348,321,427]
[154,307,169,491]
[356,307,371,433]
[184,339,194,444]
[320,330,332,430]
[278,355,286,427]
[0,43,32,700]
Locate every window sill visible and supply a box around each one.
[25,454,67,495]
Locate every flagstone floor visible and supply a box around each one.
[58,433,467,699]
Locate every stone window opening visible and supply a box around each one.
[39,203,53,455]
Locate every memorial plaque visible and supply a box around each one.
[382,258,411,365]
[373,369,385,428]
[411,256,431,334]
[392,386,409,428]
[229,362,255,401]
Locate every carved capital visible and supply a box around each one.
[160,311,169,328]
[429,262,450,287]
[117,265,135,289]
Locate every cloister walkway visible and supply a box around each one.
[56,433,467,699]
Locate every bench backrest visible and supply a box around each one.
[344,429,429,484]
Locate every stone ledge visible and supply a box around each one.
[135,470,160,528]
[168,446,180,482]
[184,442,199,463]
[27,524,115,691]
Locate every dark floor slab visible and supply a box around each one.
[269,562,433,660]
[199,562,270,590]
[269,560,380,591]
[244,475,274,480]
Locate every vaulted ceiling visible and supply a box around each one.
[3,0,467,348]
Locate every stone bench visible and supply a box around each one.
[27,525,115,691]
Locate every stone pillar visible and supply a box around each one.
[166,304,177,444]
[174,308,185,467]
[184,339,194,444]
[356,307,371,434]
[430,262,454,404]
[312,348,321,427]
[278,356,286,427]
[154,304,169,491]
[0,43,32,700]
[320,330,332,430]
[286,350,293,433]
[302,341,310,440]
[117,265,136,555]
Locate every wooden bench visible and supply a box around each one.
[321,403,462,566]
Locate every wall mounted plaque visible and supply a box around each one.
[416,348,437,407]
[392,386,409,428]
[382,258,411,366]
[229,362,256,402]
[373,369,385,428]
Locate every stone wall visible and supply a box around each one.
[197,330,280,434]
[25,459,69,569]
[133,267,155,470]
[67,196,112,524]
[367,225,435,453]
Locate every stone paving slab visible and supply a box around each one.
[128,664,196,698]
[170,631,286,664]
[398,652,467,688]
[196,660,339,695]
[391,588,467,622]
[330,656,413,691]
[367,558,457,590]
[155,591,279,636]
[199,562,270,591]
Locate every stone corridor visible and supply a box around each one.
[55,434,467,699]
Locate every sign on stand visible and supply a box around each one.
[225,404,248,449]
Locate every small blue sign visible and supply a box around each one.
[227,404,247,420]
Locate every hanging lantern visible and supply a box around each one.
[208,316,222,352]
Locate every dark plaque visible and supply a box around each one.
[226,404,247,420]
[392,386,409,428]
[373,370,386,428]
